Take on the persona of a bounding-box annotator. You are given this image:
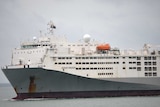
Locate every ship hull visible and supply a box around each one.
[2,68,160,99]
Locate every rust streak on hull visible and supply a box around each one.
[28,76,36,93]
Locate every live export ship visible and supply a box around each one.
[2,21,160,100]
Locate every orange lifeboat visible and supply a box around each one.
[97,44,111,50]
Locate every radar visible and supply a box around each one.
[83,34,91,43]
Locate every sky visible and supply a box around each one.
[0,0,160,83]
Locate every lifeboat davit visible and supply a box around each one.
[97,44,111,50]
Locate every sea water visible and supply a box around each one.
[0,84,160,107]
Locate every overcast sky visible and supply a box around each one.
[0,0,160,83]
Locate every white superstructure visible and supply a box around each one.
[9,22,160,82]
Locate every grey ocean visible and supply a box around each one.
[0,84,160,107]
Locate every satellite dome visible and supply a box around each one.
[83,34,91,43]
[33,36,37,41]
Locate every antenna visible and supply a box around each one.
[40,30,42,36]
[47,21,56,35]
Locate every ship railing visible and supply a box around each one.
[120,50,150,56]
[2,63,45,69]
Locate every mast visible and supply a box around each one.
[47,21,56,35]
